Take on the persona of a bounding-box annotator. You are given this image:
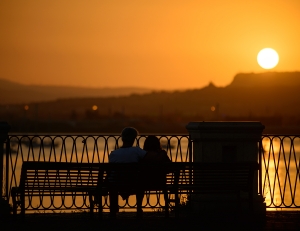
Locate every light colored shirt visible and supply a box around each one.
[109,146,147,163]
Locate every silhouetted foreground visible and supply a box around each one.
[1,212,300,231]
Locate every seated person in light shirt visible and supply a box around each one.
[108,127,146,218]
[109,127,146,163]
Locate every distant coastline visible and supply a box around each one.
[2,72,300,134]
[0,78,154,105]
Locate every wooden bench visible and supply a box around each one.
[90,161,259,217]
[89,162,178,219]
[170,161,260,215]
[11,161,100,216]
[12,161,259,217]
[11,161,177,218]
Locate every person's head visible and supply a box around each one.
[143,135,161,151]
[121,127,138,146]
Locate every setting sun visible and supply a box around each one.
[257,48,279,69]
[1,1,299,89]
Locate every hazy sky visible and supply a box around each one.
[1,0,299,90]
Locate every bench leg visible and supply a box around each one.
[174,191,180,218]
[88,192,94,219]
[98,193,103,220]
[20,192,25,218]
[109,190,118,218]
[136,191,144,219]
[11,188,18,215]
[163,189,169,218]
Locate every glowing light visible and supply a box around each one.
[24,105,29,110]
[211,106,216,112]
[257,48,279,69]
[92,105,98,111]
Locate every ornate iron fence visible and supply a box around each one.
[3,133,300,213]
[3,134,190,213]
[260,135,300,210]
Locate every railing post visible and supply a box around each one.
[186,121,265,218]
[0,122,10,198]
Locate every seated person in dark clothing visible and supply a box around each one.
[142,135,171,163]
[141,135,172,188]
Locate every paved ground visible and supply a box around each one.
[1,211,300,231]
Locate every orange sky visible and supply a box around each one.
[0,0,299,90]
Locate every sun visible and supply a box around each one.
[257,48,279,69]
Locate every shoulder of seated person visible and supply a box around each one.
[159,149,167,154]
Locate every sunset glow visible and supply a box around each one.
[0,0,299,90]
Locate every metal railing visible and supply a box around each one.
[3,133,300,212]
[260,135,300,210]
[3,134,190,213]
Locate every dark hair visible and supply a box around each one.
[121,127,138,142]
[143,135,161,151]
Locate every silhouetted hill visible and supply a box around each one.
[0,78,153,104]
[2,72,300,133]
[6,71,300,118]
[2,72,300,106]
[229,72,300,88]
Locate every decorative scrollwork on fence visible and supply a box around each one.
[261,135,300,209]
[5,133,300,212]
[4,134,190,213]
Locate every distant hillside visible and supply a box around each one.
[0,78,153,104]
[2,72,300,133]
[0,72,300,104]
[2,72,300,117]
[228,72,300,88]
[6,71,300,117]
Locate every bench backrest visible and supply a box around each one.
[19,161,259,194]
[19,162,176,192]
[97,163,176,191]
[172,162,259,193]
[19,162,100,193]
